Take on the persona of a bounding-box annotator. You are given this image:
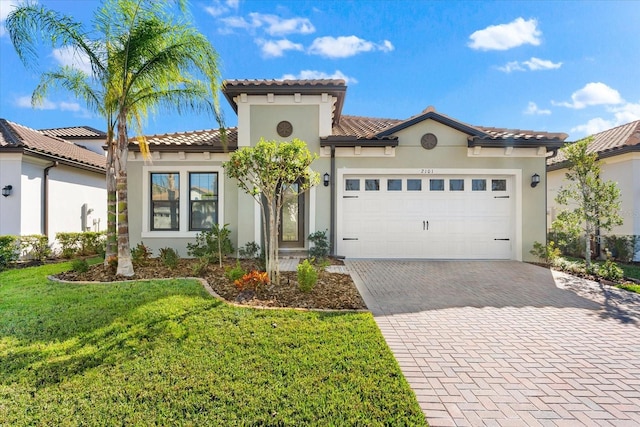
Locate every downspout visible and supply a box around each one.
[43,161,59,237]
[329,145,336,256]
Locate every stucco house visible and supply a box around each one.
[126,79,568,262]
[547,120,640,261]
[0,119,107,239]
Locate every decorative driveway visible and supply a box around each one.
[345,260,640,427]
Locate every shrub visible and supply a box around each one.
[530,241,561,264]
[234,270,269,291]
[297,258,318,293]
[131,242,152,267]
[71,258,89,273]
[0,235,20,271]
[238,241,260,259]
[79,231,105,256]
[602,235,640,263]
[56,232,81,258]
[19,235,52,261]
[159,247,179,268]
[598,259,624,282]
[225,260,247,282]
[191,257,210,277]
[308,230,330,260]
[187,223,234,266]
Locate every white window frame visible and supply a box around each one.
[142,165,224,238]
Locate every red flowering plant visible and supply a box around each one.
[234,270,270,291]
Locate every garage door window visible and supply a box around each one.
[365,179,380,191]
[387,179,402,191]
[430,179,445,191]
[345,179,360,191]
[492,179,507,191]
[472,179,486,191]
[450,179,464,191]
[407,179,422,191]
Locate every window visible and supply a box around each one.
[365,179,380,191]
[430,179,444,191]
[492,179,507,191]
[345,179,360,191]
[450,179,464,191]
[189,172,218,231]
[151,173,180,230]
[387,179,402,191]
[407,179,422,191]
[472,179,486,191]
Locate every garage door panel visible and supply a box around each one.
[339,175,514,259]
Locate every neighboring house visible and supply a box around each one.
[126,79,568,262]
[41,125,108,156]
[547,120,640,260]
[0,119,107,240]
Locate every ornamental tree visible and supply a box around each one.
[225,138,319,284]
[552,137,622,269]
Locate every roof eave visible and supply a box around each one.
[547,144,640,171]
[469,137,565,150]
[320,136,399,148]
[22,148,105,173]
[128,144,237,153]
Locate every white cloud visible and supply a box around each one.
[51,46,92,75]
[219,12,315,36]
[498,57,561,73]
[280,70,357,85]
[523,57,562,71]
[308,35,394,59]
[524,102,551,115]
[468,18,541,51]
[553,82,623,109]
[256,38,304,58]
[16,95,81,112]
[0,0,26,37]
[571,117,614,136]
[204,0,239,17]
[250,13,315,36]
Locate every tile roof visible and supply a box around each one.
[548,120,640,167]
[129,127,238,151]
[474,126,569,142]
[0,119,106,171]
[223,79,347,124]
[332,115,402,138]
[40,126,106,139]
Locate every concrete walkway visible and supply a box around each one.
[345,260,640,427]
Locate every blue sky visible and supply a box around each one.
[1,0,639,141]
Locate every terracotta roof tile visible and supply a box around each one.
[332,115,402,138]
[476,126,569,141]
[224,79,346,88]
[547,120,640,166]
[40,126,106,139]
[0,119,106,170]
[130,127,238,151]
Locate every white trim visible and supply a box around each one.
[336,167,523,260]
[309,185,316,240]
[141,165,224,238]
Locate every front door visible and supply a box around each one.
[279,182,305,248]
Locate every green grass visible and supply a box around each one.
[620,263,640,281]
[0,262,427,426]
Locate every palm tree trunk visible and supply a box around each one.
[115,116,134,276]
[105,142,117,265]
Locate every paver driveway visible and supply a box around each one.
[345,260,640,427]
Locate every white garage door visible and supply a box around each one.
[339,174,514,259]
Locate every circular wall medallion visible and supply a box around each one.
[420,133,438,150]
[277,120,293,137]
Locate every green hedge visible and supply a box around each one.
[55,231,105,258]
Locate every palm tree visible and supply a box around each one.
[6,0,223,276]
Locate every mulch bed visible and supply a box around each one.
[55,258,367,311]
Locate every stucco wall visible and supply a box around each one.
[20,160,44,236]
[0,154,22,235]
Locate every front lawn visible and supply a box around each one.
[0,262,427,426]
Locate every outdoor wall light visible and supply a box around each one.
[323,172,330,187]
[2,185,13,197]
[531,173,541,188]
